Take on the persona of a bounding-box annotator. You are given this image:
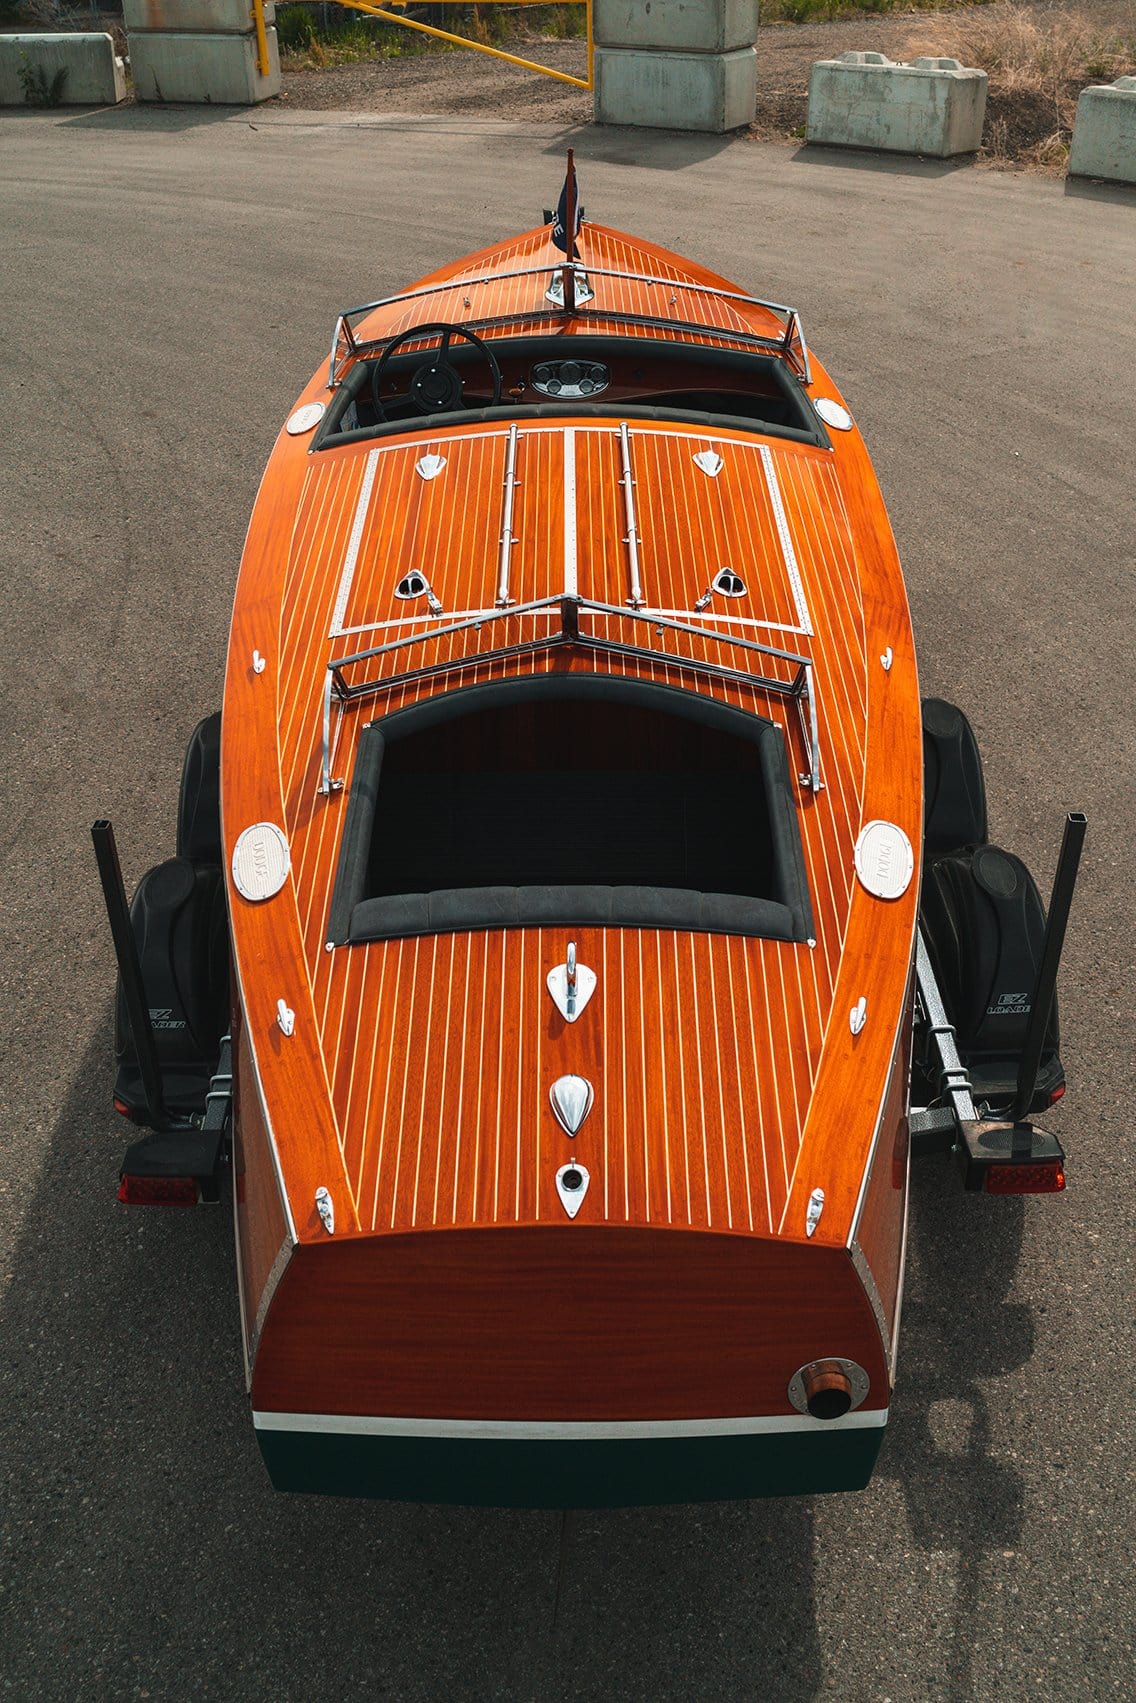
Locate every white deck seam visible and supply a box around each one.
[759,443,814,637]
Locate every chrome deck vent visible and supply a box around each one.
[394,571,443,614]
[550,1075,594,1136]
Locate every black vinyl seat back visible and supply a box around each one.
[922,698,988,856]
[177,712,222,867]
[920,844,1062,1109]
[114,857,229,1122]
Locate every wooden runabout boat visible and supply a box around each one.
[93,157,1084,1507]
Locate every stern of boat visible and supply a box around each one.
[248,1224,890,1507]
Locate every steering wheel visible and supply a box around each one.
[370,322,503,420]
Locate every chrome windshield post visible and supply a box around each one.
[799,661,823,793]
[318,671,344,797]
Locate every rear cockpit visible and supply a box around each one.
[327,676,815,947]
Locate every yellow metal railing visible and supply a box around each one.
[253,0,271,76]
[326,0,593,92]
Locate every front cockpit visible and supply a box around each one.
[314,330,829,451]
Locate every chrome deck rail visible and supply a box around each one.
[317,595,821,797]
[328,262,810,388]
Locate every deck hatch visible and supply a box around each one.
[326,676,814,947]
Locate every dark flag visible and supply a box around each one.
[550,151,583,255]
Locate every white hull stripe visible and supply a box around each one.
[253,1407,888,1442]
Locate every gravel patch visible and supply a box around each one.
[276,2,1136,168]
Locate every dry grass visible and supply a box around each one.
[914,3,1136,167]
[762,0,986,19]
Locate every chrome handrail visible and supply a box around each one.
[318,596,821,796]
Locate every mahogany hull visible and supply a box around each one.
[248,1216,894,1503]
[223,213,922,1503]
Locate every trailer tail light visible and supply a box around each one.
[118,1174,199,1206]
[958,1119,1066,1193]
[983,1161,1065,1195]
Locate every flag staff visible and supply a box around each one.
[563,148,577,315]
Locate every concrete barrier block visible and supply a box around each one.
[806,51,988,157]
[130,27,280,102]
[123,1,275,33]
[593,0,758,55]
[1068,75,1136,184]
[595,45,756,132]
[0,32,126,105]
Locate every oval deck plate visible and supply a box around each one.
[232,822,291,902]
[854,820,914,900]
[815,398,853,432]
[286,402,325,436]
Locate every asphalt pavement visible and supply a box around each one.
[0,105,1133,1702]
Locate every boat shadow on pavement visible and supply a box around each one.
[874,1159,1031,1703]
[0,1018,1027,1702]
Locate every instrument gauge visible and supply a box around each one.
[532,360,609,400]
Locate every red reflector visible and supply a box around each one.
[984,1162,1066,1195]
[113,1097,138,1121]
[118,1174,199,1206]
[1048,1084,1066,1105]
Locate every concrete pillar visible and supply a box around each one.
[1068,75,1136,185]
[806,52,987,158]
[0,33,127,105]
[593,0,758,134]
[124,0,281,105]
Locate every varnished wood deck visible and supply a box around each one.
[223,223,921,1285]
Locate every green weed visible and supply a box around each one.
[17,54,68,105]
[278,2,587,67]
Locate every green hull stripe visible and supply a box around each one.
[256,1425,886,1507]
